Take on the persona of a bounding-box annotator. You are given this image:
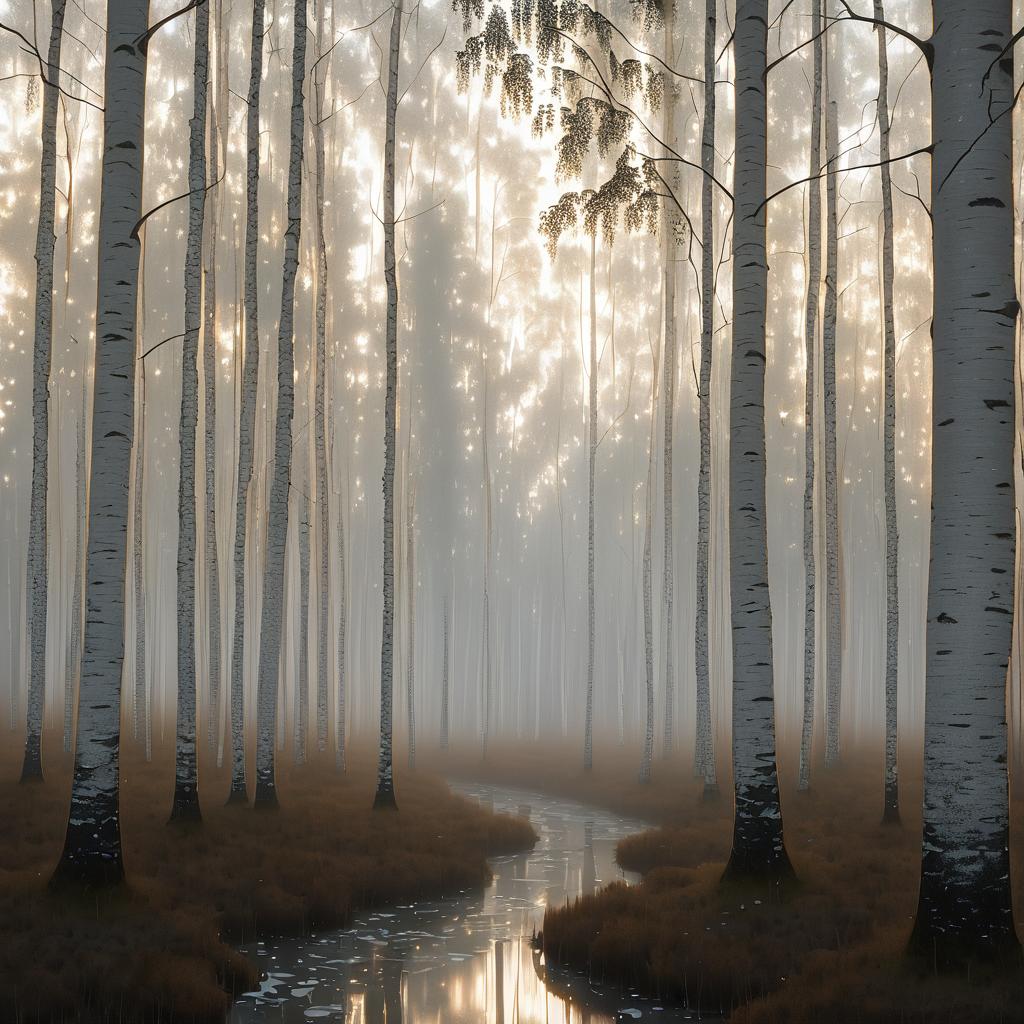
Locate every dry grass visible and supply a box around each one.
[539,752,1024,1024]
[0,730,536,1024]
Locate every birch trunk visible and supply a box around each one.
[54,0,150,886]
[875,0,899,824]
[133,366,148,756]
[481,368,494,758]
[313,0,330,755]
[66,377,86,753]
[694,0,718,796]
[823,89,842,767]
[253,0,306,808]
[723,0,792,883]
[584,232,597,771]
[295,493,310,764]
[440,593,450,750]
[171,0,210,822]
[406,488,416,769]
[798,0,823,793]
[335,482,347,771]
[660,5,678,759]
[374,0,403,810]
[203,0,225,754]
[22,0,67,783]
[639,343,659,782]
[228,0,267,804]
[911,0,1017,963]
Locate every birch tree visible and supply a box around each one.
[823,88,842,768]
[875,0,899,824]
[203,0,227,754]
[660,5,679,760]
[171,0,211,822]
[53,0,151,886]
[583,232,597,771]
[335,462,348,771]
[723,0,792,883]
[693,0,718,796]
[374,0,404,810]
[639,334,660,782]
[406,483,416,770]
[228,0,267,804]
[798,0,823,793]
[313,0,331,756]
[253,0,307,808]
[295,492,311,765]
[911,0,1017,963]
[132,364,148,755]
[440,592,450,750]
[66,375,86,753]
[21,0,67,783]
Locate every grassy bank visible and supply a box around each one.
[0,733,535,1023]
[539,755,1024,1024]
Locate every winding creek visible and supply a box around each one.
[227,781,700,1023]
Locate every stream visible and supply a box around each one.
[227,781,700,1023]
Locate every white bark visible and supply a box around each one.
[724,0,791,882]
[875,0,899,823]
[335,487,348,771]
[203,0,225,755]
[584,232,597,771]
[406,486,416,769]
[66,376,86,753]
[823,89,842,767]
[694,0,718,794]
[133,364,149,758]
[440,592,450,750]
[253,0,306,807]
[228,0,267,804]
[22,0,67,782]
[913,0,1017,960]
[798,0,823,794]
[481,368,494,757]
[374,0,403,809]
[661,6,678,759]
[313,0,331,756]
[295,492,310,765]
[639,346,658,782]
[171,0,210,822]
[56,0,151,885]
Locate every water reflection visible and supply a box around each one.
[228,782,699,1023]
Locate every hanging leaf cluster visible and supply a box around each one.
[539,147,660,256]
[456,0,669,253]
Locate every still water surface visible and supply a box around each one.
[228,781,699,1023]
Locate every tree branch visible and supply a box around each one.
[831,1,932,71]
[136,0,205,55]
[757,145,933,216]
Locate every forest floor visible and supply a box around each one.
[461,740,1024,1024]
[0,730,536,1024]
